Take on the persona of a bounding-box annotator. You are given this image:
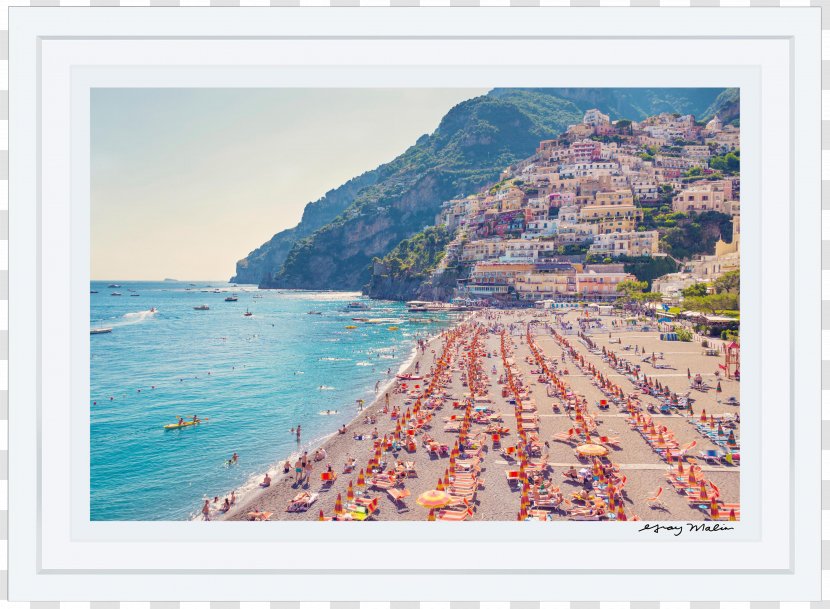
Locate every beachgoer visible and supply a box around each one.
[294,459,303,481]
[303,461,313,486]
[230,491,236,505]
[283,460,291,475]
[221,498,230,512]
[202,499,211,521]
[231,452,239,464]
[296,425,302,441]
[262,473,271,487]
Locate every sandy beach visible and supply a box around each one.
[219,308,739,522]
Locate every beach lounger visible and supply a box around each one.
[437,507,474,521]
[387,487,411,513]
[247,511,273,521]
[700,449,724,465]
[646,487,668,511]
[320,471,338,487]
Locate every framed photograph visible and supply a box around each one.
[8,5,821,602]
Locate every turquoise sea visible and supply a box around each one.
[90,281,453,521]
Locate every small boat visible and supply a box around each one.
[130,294,140,297]
[111,292,122,296]
[307,311,323,315]
[194,305,210,311]
[253,295,263,299]
[225,295,238,302]
[345,325,358,329]
[107,284,121,288]
[90,327,112,335]
[90,290,98,294]
[388,326,399,331]
[244,309,253,317]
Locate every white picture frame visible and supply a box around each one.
[7,6,822,602]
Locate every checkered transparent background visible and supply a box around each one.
[1,0,825,604]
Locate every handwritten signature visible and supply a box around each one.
[637,523,735,536]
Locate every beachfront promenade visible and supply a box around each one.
[224,309,740,522]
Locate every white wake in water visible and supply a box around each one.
[111,309,158,327]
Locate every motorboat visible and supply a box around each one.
[224,295,239,302]
[111,292,122,296]
[90,327,113,335]
[194,305,210,311]
[345,301,370,310]
[243,309,253,317]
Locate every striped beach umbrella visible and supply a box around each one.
[616,503,627,521]
[318,509,325,521]
[357,468,365,489]
[727,430,737,448]
[729,509,737,521]
[417,488,450,509]
[436,477,445,492]
[427,508,436,521]
[334,493,344,516]
[347,480,354,502]
[710,497,720,520]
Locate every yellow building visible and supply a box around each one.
[580,190,643,223]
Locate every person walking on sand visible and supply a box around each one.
[202,499,211,521]
[303,461,313,487]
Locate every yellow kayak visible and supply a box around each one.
[163,420,201,430]
[345,325,357,329]
[388,326,399,331]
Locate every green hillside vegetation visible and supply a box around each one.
[640,208,733,260]
[371,226,453,282]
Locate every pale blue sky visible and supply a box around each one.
[91,88,488,281]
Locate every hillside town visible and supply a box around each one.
[430,108,739,324]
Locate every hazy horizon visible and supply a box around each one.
[91,88,489,281]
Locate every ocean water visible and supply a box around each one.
[90,281,453,520]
